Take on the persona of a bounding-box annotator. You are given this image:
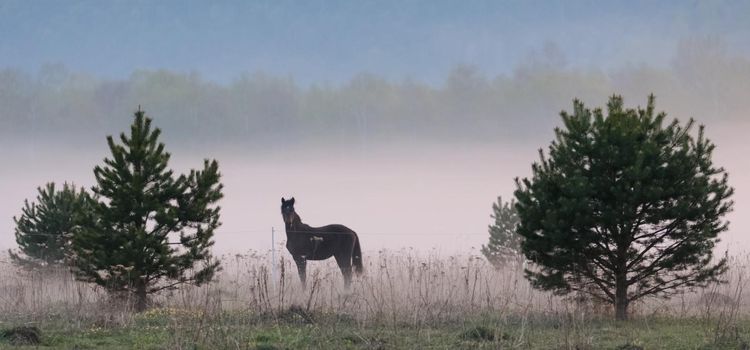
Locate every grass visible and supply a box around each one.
[1,310,749,349]
[1,250,749,349]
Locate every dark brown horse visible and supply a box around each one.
[281,197,363,288]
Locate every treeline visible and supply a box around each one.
[1,39,748,148]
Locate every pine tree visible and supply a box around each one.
[70,108,223,311]
[9,183,93,268]
[515,95,733,320]
[481,197,523,268]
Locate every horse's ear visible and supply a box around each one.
[290,197,295,205]
[281,197,286,204]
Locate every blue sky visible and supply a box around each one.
[1,0,749,84]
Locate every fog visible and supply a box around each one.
[2,39,750,149]
[2,128,748,256]
[1,39,749,255]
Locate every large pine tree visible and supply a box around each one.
[71,108,223,311]
[515,95,733,320]
[10,183,93,268]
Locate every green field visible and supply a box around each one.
[2,310,749,349]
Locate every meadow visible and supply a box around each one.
[1,249,748,349]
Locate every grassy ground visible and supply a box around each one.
[2,307,749,349]
[2,252,749,349]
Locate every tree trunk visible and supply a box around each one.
[134,279,148,312]
[614,272,629,320]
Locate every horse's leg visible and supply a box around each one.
[293,256,307,289]
[334,252,353,289]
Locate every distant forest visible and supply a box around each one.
[1,40,748,149]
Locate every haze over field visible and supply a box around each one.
[1,1,749,255]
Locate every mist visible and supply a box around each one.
[1,38,749,255]
[2,39,750,148]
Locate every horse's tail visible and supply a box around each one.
[352,234,364,275]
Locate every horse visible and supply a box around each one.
[280,197,363,288]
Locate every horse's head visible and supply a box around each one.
[281,197,297,228]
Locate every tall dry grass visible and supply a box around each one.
[1,249,748,329]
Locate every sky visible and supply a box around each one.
[2,1,750,84]
[1,1,750,256]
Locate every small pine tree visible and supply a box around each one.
[70,108,223,311]
[515,95,733,320]
[481,197,523,268]
[9,183,93,268]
